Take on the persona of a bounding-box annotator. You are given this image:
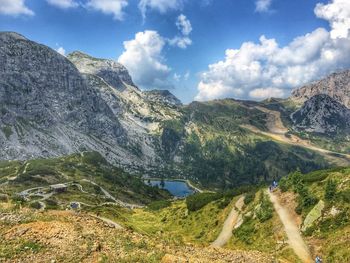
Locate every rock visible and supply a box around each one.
[291,70,350,108]
[302,200,325,232]
[291,94,350,135]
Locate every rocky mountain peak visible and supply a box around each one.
[67,51,136,90]
[0,31,28,42]
[144,90,182,106]
[291,70,350,108]
[291,94,350,135]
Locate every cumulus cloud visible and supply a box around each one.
[176,14,192,35]
[196,0,350,101]
[86,0,128,20]
[139,0,184,19]
[47,0,78,9]
[249,87,284,99]
[118,30,172,90]
[56,46,66,56]
[169,14,193,49]
[0,0,34,16]
[255,0,272,13]
[315,0,350,39]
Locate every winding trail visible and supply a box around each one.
[267,190,312,263]
[211,196,245,248]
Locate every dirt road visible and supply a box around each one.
[211,196,245,248]
[267,190,312,263]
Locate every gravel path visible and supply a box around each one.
[267,190,313,263]
[211,196,245,248]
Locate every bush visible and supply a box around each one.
[234,216,256,244]
[244,191,255,205]
[325,179,337,201]
[256,193,273,222]
[279,176,290,192]
[186,192,222,212]
[340,189,350,202]
[30,201,42,210]
[147,200,171,211]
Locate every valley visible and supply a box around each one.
[0,31,350,262]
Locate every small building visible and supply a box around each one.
[50,184,68,193]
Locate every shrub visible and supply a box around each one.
[325,179,337,201]
[234,216,256,244]
[147,200,171,211]
[186,192,222,212]
[244,191,255,205]
[256,194,273,222]
[30,201,42,210]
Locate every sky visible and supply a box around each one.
[1,0,350,103]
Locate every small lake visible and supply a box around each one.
[146,180,194,198]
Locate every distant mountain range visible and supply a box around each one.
[1,32,350,189]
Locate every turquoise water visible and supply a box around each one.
[147,180,194,197]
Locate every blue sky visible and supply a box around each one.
[1,0,349,103]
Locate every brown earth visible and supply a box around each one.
[0,208,274,263]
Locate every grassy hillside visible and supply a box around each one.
[0,152,169,209]
[278,167,350,262]
[159,99,329,189]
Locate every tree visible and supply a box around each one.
[325,179,337,201]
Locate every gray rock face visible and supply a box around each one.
[67,51,135,91]
[291,70,350,108]
[67,51,183,171]
[291,94,350,134]
[0,32,128,162]
[144,90,182,106]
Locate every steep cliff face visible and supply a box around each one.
[291,94,350,134]
[67,51,183,171]
[291,70,350,108]
[0,32,129,162]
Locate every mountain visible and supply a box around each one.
[291,94,350,135]
[291,70,350,108]
[0,32,128,163]
[0,32,342,189]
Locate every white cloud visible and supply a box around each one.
[0,0,34,16]
[56,46,66,56]
[86,0,128,20]
[255,0,272,13]
[169,36,192,49]
[195,0,350,101]
[173,73,181,82]
[169,14,193,49]
[176,14,192,35]
[47,0,78,9]
[249,87,285,100]
[118,30,172,90]
[138,0,184,19]
[315,0,350,39]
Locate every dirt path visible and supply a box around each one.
[211,196,245,248]
[267,190,312,263]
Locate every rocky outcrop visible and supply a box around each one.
[291,94,350,135]
[301,200,325,232]
[291,70,350,108]
[0,32,131,164]
[144,90,182,106]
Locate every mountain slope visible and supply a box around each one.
[292,94,350,135]
[0,32,129,163]
[291,70,350,108]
